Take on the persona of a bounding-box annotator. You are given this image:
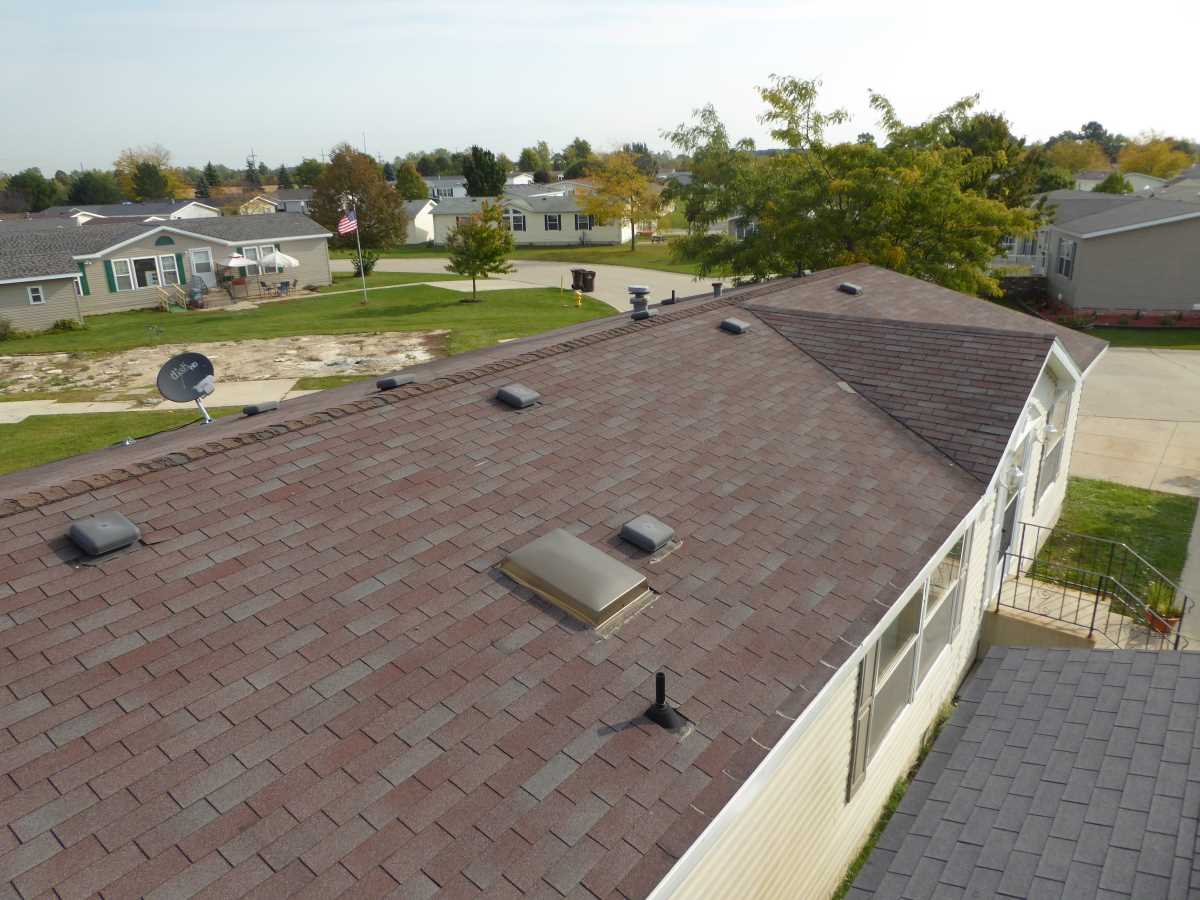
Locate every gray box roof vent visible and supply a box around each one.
[68,511,141,557]
[620,514,675,553]
[242,400,279,416]
[499,528,649,627]
[719,317,751,335]
[837,282,864,295]
[377,374,416,391]
[497,383,540,409]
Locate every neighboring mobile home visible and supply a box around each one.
[36,199,220,224]
[0,213,332,331]
[0,264,1105,899]
[239,189,315,215]
[404,197,436,244]
[431,186,631,246]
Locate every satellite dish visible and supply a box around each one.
[156,352,217,423]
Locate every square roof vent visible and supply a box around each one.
[499,528,649,627]
[620,514,675,553]
[497,383,540,409]
[68,511,141,557]
[719,317,751,334]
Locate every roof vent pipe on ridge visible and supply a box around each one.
[628,285,654,321]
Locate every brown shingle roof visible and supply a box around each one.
[0,266,1068,898]
[750,309,1055,481]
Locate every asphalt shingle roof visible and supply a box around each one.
[0,265,1089,898]
[749,310,1055,482]
[1058,198,1200,237]
[38,200,219,218]
[1041,190,1143,226]
[848,646,1200,900]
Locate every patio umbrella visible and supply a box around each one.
[219,253,253,267]
[260,249,300,269]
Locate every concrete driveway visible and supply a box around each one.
[1074,348,1200,497]
[331,257,727,312]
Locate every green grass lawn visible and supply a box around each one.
[292,374,374,391]
[1092,327,1200,350]
[0,408,240,476]
[332,242,700,275]
[0,285,613,357]
[1035,477,1197,601]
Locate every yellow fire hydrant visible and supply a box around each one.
[574,289,583,308]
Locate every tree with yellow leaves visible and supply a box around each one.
[113,145,191,200]
[578,152,662,251]
[1118,136,1194,179]
[1043,139,1110,174]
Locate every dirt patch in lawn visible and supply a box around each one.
[0,331,447,400]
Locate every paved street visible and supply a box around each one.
[330,257,728,312]
[1074,348,1200,497]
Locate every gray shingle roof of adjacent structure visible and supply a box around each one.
[1041,190,1143,226]
[848,646,1200,900]
[38,200,219,218]
[750,310,1055,482]
[1058,198,1200,237]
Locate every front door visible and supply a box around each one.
[190,248,216,288]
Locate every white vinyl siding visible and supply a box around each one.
[26,285,44,305]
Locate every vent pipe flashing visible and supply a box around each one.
[646,672,686,731]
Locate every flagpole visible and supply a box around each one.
[353,209,368,306]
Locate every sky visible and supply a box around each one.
[1,0,1196,174]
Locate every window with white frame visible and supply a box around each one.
[503,208,526,232]
[544,214,561,231]
[131,257,160,288]
[999,235,1016,255]
[574,214,594,231]
[918,530,971,685]
[111,259,134,292]
[159,254,180,286]
[243,246,261,276]
[735,218,757,241]
[433,186,456,199]
[1035,384,1072,505]
[1056,238,1076,279]
[1019,234,1040,256]
[27,285,44,305]
[848,528,973,798]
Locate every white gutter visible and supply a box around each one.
[0,272,77,285]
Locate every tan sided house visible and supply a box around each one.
[0,213,332,331]
[0,264,1121,899]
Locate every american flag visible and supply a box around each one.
[337,209,358,235]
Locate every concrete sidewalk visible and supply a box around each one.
[1,379,319,423]
[1072,348,1200,497]
[330,257,726,312]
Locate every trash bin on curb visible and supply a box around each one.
[571,268,586,290]
[581,270,597,292]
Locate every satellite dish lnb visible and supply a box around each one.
[156,352,217,423]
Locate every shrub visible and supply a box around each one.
[351,250,379,277]
[1147,581,1183,618]
[0,316,10,341]
[1160,316,1174,327]
[50,318,84,332]
[1117,316,1130,326]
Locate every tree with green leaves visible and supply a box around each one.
[622,142,658,176]
[1118,136,1194,178]
[193,174,211,199]
[1094,172,1133,193]
[579,151,662,251]
[0,168,64,211]
[293,158,325,187]
[444,200,515,302]
[518,142,552,172]
[533,169,552,184]
[381,161,396,182]
[277,165,294,189]
[310,143,406,248]
[69,170,124,204]
[556,137,592,171]
[245,157,262,187]
[203,161,221,187]
[1044,139,1109,174]
[665,76,1035,297]
[393,162,427,200]
[132,161,169,200]
[462,146,507,196]
[257,161,270,181]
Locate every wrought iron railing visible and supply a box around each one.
[999,521,1190,651]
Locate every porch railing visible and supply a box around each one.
[999,521,1190,651]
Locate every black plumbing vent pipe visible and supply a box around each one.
[646,671,686,731]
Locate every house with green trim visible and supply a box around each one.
[0,214,332,332]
